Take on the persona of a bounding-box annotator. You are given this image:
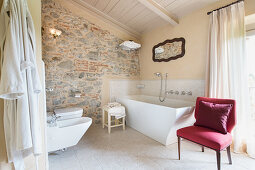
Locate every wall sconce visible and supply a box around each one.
[49,28,62,38]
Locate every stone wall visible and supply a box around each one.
[42,0,140,123]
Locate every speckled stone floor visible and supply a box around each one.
[48,125,255,170]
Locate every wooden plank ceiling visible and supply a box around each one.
[71,0,219,38]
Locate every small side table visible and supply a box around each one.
[102,106,125,134]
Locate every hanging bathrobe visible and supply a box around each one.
[0,0,42,169]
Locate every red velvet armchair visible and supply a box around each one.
[177,97,236,170]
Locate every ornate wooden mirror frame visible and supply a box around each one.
[152,38,186,62]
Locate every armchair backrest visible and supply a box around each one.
[195,97,236,133]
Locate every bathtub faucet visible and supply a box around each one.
[180,91,193,96]
[187,91,192,95]
[166,90,174,95]
[166,90,179,95]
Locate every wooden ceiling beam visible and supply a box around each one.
[136,0,179,26]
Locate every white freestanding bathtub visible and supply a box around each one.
[117,95,195,145]
[47,117,92,152]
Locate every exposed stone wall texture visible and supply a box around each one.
[42,0,140,123]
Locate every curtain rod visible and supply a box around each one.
[207,0,244,15]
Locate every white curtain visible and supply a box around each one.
[206,1,255,158]
[246,32,255,158]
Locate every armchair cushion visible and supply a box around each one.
[194,101,233,134]
[177,126,232,151]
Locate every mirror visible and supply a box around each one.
[152,38,185,62]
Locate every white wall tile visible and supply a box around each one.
[109,80,141,102]
[109,79,205,102]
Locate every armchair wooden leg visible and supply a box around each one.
[178,137,181,160]
[202,146,204,152]
[227,146,232,165]
[216,151,221,170]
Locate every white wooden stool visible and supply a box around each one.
[102,105,126,134]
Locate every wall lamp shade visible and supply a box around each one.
[49,28,62,38]
[119,40,141,50]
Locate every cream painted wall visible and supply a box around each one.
[140,0,255,80]
[245,0,255,16]
[0,0,47,170]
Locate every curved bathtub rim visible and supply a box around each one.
[118,95,194,110]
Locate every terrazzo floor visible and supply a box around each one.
[48,125,255,170]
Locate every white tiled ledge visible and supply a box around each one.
[110,79,205,102]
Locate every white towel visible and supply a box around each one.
[0,0,42,170]
[107,102,121,108]
[107,106,125,119]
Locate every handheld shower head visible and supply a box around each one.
[154,72,168,102]
[154,72,161,77]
